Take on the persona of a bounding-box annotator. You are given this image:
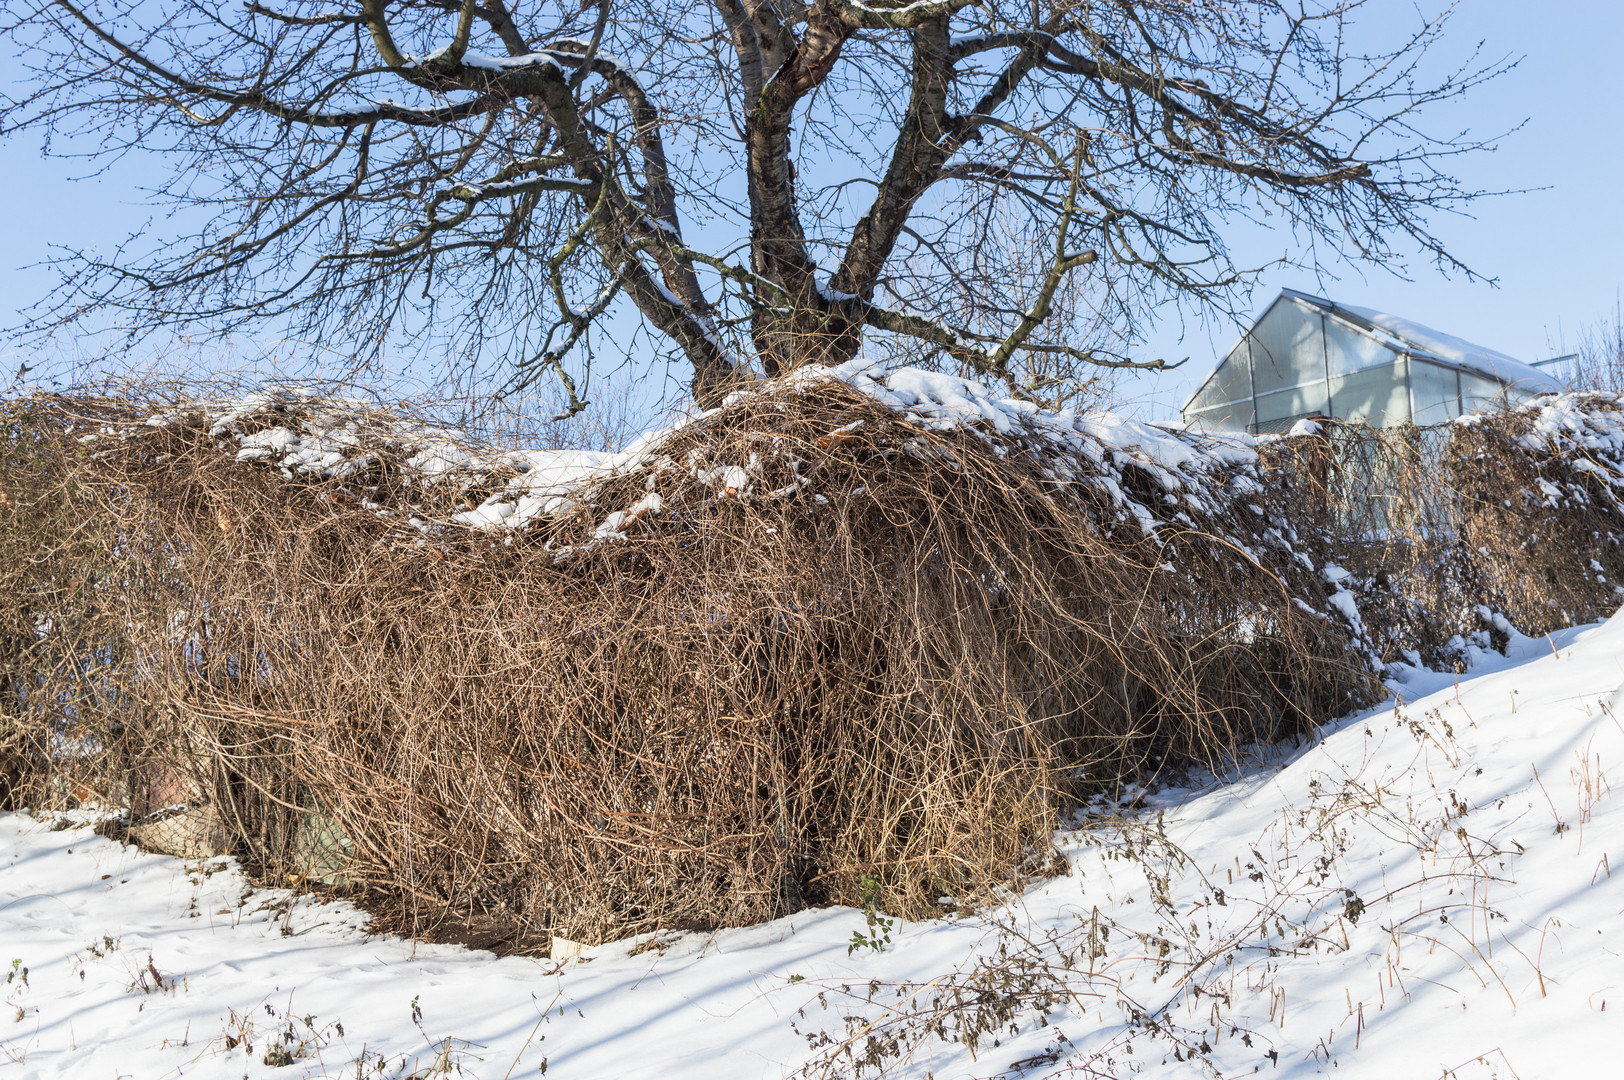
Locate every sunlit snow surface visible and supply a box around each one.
[4,614,1622,1078]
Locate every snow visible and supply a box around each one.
[159,390,645,535]
[1325,588,1364,635]
[761,359,1294,545]
[129,377,1621,630]
[3,612,1621,1075]
[843,0,959,20]
[948,32,1000,51]
[782,357,1240,483]
[455,51,562,72]
[814,275,858,303]
[541,39,637,77]
[1504,389,1624,450]
[1450,391,1624,520]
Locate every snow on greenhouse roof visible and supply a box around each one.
[1308,293,1561,394]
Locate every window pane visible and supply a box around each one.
[1461,372,1511,415]
[1256,380,1330,423]
[1249,301,1325,394]
[1184,399,1254,431]
[1188,342,1253,411]
[1255,413,1318,435]
[1329,361,1409,425]
[1324,316,1395,375]
[1410,360,1461,426]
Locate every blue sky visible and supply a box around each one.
[3,1,1620,421]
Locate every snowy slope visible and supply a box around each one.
[3,615,1621,1079]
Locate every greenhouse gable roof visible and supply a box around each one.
[1183,290,1562,415]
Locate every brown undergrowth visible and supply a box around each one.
[1275,397,1624,665]
[2,381,1615,949]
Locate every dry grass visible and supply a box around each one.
[7,382,1615,949]
[1262,398,1624,667]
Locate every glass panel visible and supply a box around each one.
[1461,372,1511,415]
[1255,413,1317,435]
[1248,300,1325,394]
[1255,380,1330,424]
[1410,360,1461,427]
[1184,399,1254,432]
[1188,342,1253,411]
[1186,373,1221,412]
[1329,360,1409,425]
[1324,315,1395,375]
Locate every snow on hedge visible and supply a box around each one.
[136,362,1272,550]
[137,379,1624,549]
[1459,390,1624,511]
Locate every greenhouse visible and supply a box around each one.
[1181,289,1561,433]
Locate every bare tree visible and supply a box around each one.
[3,0,1509,412]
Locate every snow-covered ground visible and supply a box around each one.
[4,613,1621,1079]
